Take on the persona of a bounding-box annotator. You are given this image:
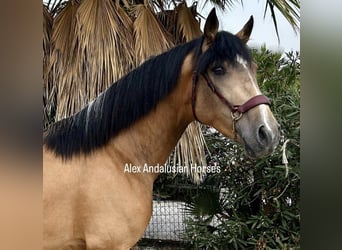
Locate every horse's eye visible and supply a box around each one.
[212,66,225,75]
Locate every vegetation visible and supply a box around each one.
[180,47,300,249]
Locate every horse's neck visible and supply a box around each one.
[104,61,194,181]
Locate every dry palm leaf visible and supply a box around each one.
[43,5,52,60]
[50,0,79,68]
[76,0,135,104]
[156,9,177,40]
[175,2,202,43]
[49,0,69,17]
[43,4,54,127]
[48,0,80,120]
[170,123,208,184]
[132,3,174,63]
[50,0,135,120]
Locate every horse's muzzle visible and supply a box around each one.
[241,122,280,159]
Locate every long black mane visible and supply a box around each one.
[44,31,251,159]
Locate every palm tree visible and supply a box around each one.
[43,0,299,180]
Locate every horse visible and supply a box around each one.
[43,9,279,249]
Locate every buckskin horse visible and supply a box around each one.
[43,9,279,249]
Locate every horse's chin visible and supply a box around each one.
[240,136,277,159]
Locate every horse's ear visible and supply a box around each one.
[203,8,219,45]
[236,15,254,43]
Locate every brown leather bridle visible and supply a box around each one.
[191,71,271,140]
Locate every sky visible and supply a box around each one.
[197,0,300,52]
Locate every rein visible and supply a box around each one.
[191,71,270,140]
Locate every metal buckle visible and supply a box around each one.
[231,111,243,140]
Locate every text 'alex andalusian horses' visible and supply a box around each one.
[43,9,279,250]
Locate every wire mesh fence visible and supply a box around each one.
[137,177,201,248]
[143,200,188,241]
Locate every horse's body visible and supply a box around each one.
[43,10,279,249]
[43,56,193,248]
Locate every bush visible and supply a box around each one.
[182,47,300,249]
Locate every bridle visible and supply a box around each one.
[191,71,271,140]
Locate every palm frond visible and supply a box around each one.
[43,5,53,58]
[43,4,54,127]
[185,188,224,218]
[170,123,208,184]
[48,0,69,17]
[76,0,135,101]
[132,3,174,63]
[264,0,300,41]
[48,0,80,120]
[48,0,135,120]
[175,2,202,43]
[50,0,79,69]
[156,9,177,40]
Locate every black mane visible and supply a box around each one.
[44,31,251,159]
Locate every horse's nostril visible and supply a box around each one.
[258,125,269,145]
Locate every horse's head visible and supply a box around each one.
[192,9,279,158]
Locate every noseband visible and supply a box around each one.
[191,71,270,140]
